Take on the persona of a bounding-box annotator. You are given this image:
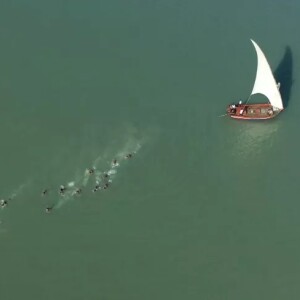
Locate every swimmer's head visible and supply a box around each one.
[45,207,53,213]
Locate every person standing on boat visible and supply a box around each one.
[229,104,237,114]
[232,100,242,108]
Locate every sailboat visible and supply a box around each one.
[227,39,284,120]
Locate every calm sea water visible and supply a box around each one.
[0,0,299,299]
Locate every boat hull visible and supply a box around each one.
[227,104,282,120]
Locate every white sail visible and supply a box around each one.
[250,39,283,110]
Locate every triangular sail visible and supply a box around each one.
[250,39,283,110]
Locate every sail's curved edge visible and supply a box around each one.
[250,39,283,110]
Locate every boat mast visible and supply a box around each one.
[244,94,251,106]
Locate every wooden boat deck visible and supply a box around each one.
[227,104,281,120]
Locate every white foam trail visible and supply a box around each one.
[93,155,104,168]
[82,171,90,186]
[111,162,120,168]
[9,181,31,200]
[54,135,143,209]
[107,169,117,176]
[68,182,75,187]
[55,183,81,209]
[95,170,102,184]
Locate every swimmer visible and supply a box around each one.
[92,184,101,193]
[74,188,82,195]
[125,153,133,159]
[41,189,48,196]
[59,185,66,195]
[45,206,53,213]
[87,168,95,175]
[0,199,7,208]
[103,183,109,190]
[103,173,109,179]
[112,159,118,167]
